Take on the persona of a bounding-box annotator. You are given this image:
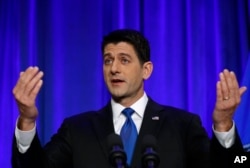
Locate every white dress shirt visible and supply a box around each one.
[112,92,148,135]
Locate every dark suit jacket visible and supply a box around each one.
[12,98,211,168]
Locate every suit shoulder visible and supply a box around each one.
[148,98,198,118]
[63,110,98,123]
[161,104,199,118]
[157,105,203,128]
[68,110,98,118]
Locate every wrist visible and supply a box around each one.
[18,116,36,131]
[214,120,233,132]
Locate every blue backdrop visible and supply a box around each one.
[0,0,249,167]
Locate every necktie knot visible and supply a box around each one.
[122,108,134,118]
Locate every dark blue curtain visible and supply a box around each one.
[1,0,249,167]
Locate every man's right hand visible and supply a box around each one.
[13,66,44,131]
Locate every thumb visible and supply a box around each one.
[239,86,247,96]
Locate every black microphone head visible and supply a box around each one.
[107,133,124,150]
[141,134,160,168]
[142,134,157,152]
[107,133,127,167]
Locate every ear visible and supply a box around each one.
[142,61,153,80]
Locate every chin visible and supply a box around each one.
[111,93,124,99]
[110,92,126,100]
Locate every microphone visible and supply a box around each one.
[141,135,160,168]
[107,133,127,168]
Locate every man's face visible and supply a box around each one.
[103,42,152,105]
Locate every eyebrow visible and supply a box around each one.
[103,52,131,58]
[103,53,111,58]
[119,53,131,58]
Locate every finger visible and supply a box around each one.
[224,70,235,100]
[219,69,230,100]
[13,71,24,94]
[239,86,247,97]
[25,71,44,97]
[21,67,40,95]
[29,80,43,100]
[22,66,40,84]
[229,71,240,102]
[237,86,247,105]
[14,67,38,94]
[216,81,223,101]
[13,66,42,102]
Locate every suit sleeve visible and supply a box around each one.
[11,133,44,168]
[11,119,73,168]
[210,128,244,168]
[185,114,210,168]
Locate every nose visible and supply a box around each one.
[110,60,120,74]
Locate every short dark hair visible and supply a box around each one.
[101,29,150,64]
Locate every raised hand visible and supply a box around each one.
[13,66,44,130]
[213,69,247,132]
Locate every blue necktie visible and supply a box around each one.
[120,108,138,165]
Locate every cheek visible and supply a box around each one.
[103,71,109,82]
[129,71,144,84]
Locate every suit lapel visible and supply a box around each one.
[91,103,115,159]
[131,98,165,167]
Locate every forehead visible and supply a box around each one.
[103,42,137,56]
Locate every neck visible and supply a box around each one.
[113,92,144,107]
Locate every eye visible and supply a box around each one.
[121,58,129,64]
[104,58,113,65]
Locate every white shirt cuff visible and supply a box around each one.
[15,117,36,153]
[213,121,235,149]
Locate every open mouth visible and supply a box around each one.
[111,79,124,85]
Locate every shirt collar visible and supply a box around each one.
[111,92,148,119]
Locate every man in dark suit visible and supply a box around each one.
[12,29,247,168]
